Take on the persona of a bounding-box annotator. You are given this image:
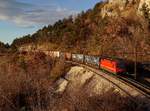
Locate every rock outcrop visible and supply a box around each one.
[52,66,150,111]
[55,66,122,95]
[101,0,150,18]
[55,66,144,97]
[138,0,150,14]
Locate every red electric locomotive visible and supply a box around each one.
[100,58,126,74]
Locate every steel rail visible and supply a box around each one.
[18,50,150,98]
[118,76,150,97]
[66,61,150,99]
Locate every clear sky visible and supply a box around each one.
[0,0,101,44]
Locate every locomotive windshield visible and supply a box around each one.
[117,61,126,69]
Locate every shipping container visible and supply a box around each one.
[47,51,60,58]
[65,53,72,60]
[85,55,100,66]
[60,52,65,59]
[72,54,84,63]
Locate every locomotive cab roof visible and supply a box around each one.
[100,56,125,63]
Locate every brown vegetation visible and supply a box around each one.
[0,41,9,53]
[48,88,148,111]
[10,1,150,63]
[0,52,70,111]
[0,1,150,111]
[0,53,148,111]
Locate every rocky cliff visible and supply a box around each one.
[13,0,150,63]
[50,66,150,111]
[102,0,150,18]
[55,66,149,98]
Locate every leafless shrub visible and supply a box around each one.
[0,53,56,111]
[50,59,72,81]
[0,53,148,111]
[47,87,148,111]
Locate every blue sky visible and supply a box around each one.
[0,0,101,44]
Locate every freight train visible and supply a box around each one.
[40,51,126,75]
[20,50,148,75]
[64,52,126,74]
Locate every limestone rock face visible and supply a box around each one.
[55,78,68,93]
[55,66,125,95]
[109,0,130,7]
[139,0,150,8]
[101,0,150,18]
[101,0,135,18]
[138,0,150,13]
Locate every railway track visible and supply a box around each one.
[118,76,150,98]
[18,50,150,99]
[66,61,150,99]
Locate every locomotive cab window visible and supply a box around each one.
[117,62,126,69]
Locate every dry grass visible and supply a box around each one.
[50,59,66,81]
[49,88,148,111]
[50,59,72,82]
[0,52,148,111]
[0,52,68,111]
[1,86,148,111]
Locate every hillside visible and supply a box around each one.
[0,53,149,111]
[0,41,9,53]
[1,1,150,111]
[11,0,150,62]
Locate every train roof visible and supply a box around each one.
[100,56,125,62]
